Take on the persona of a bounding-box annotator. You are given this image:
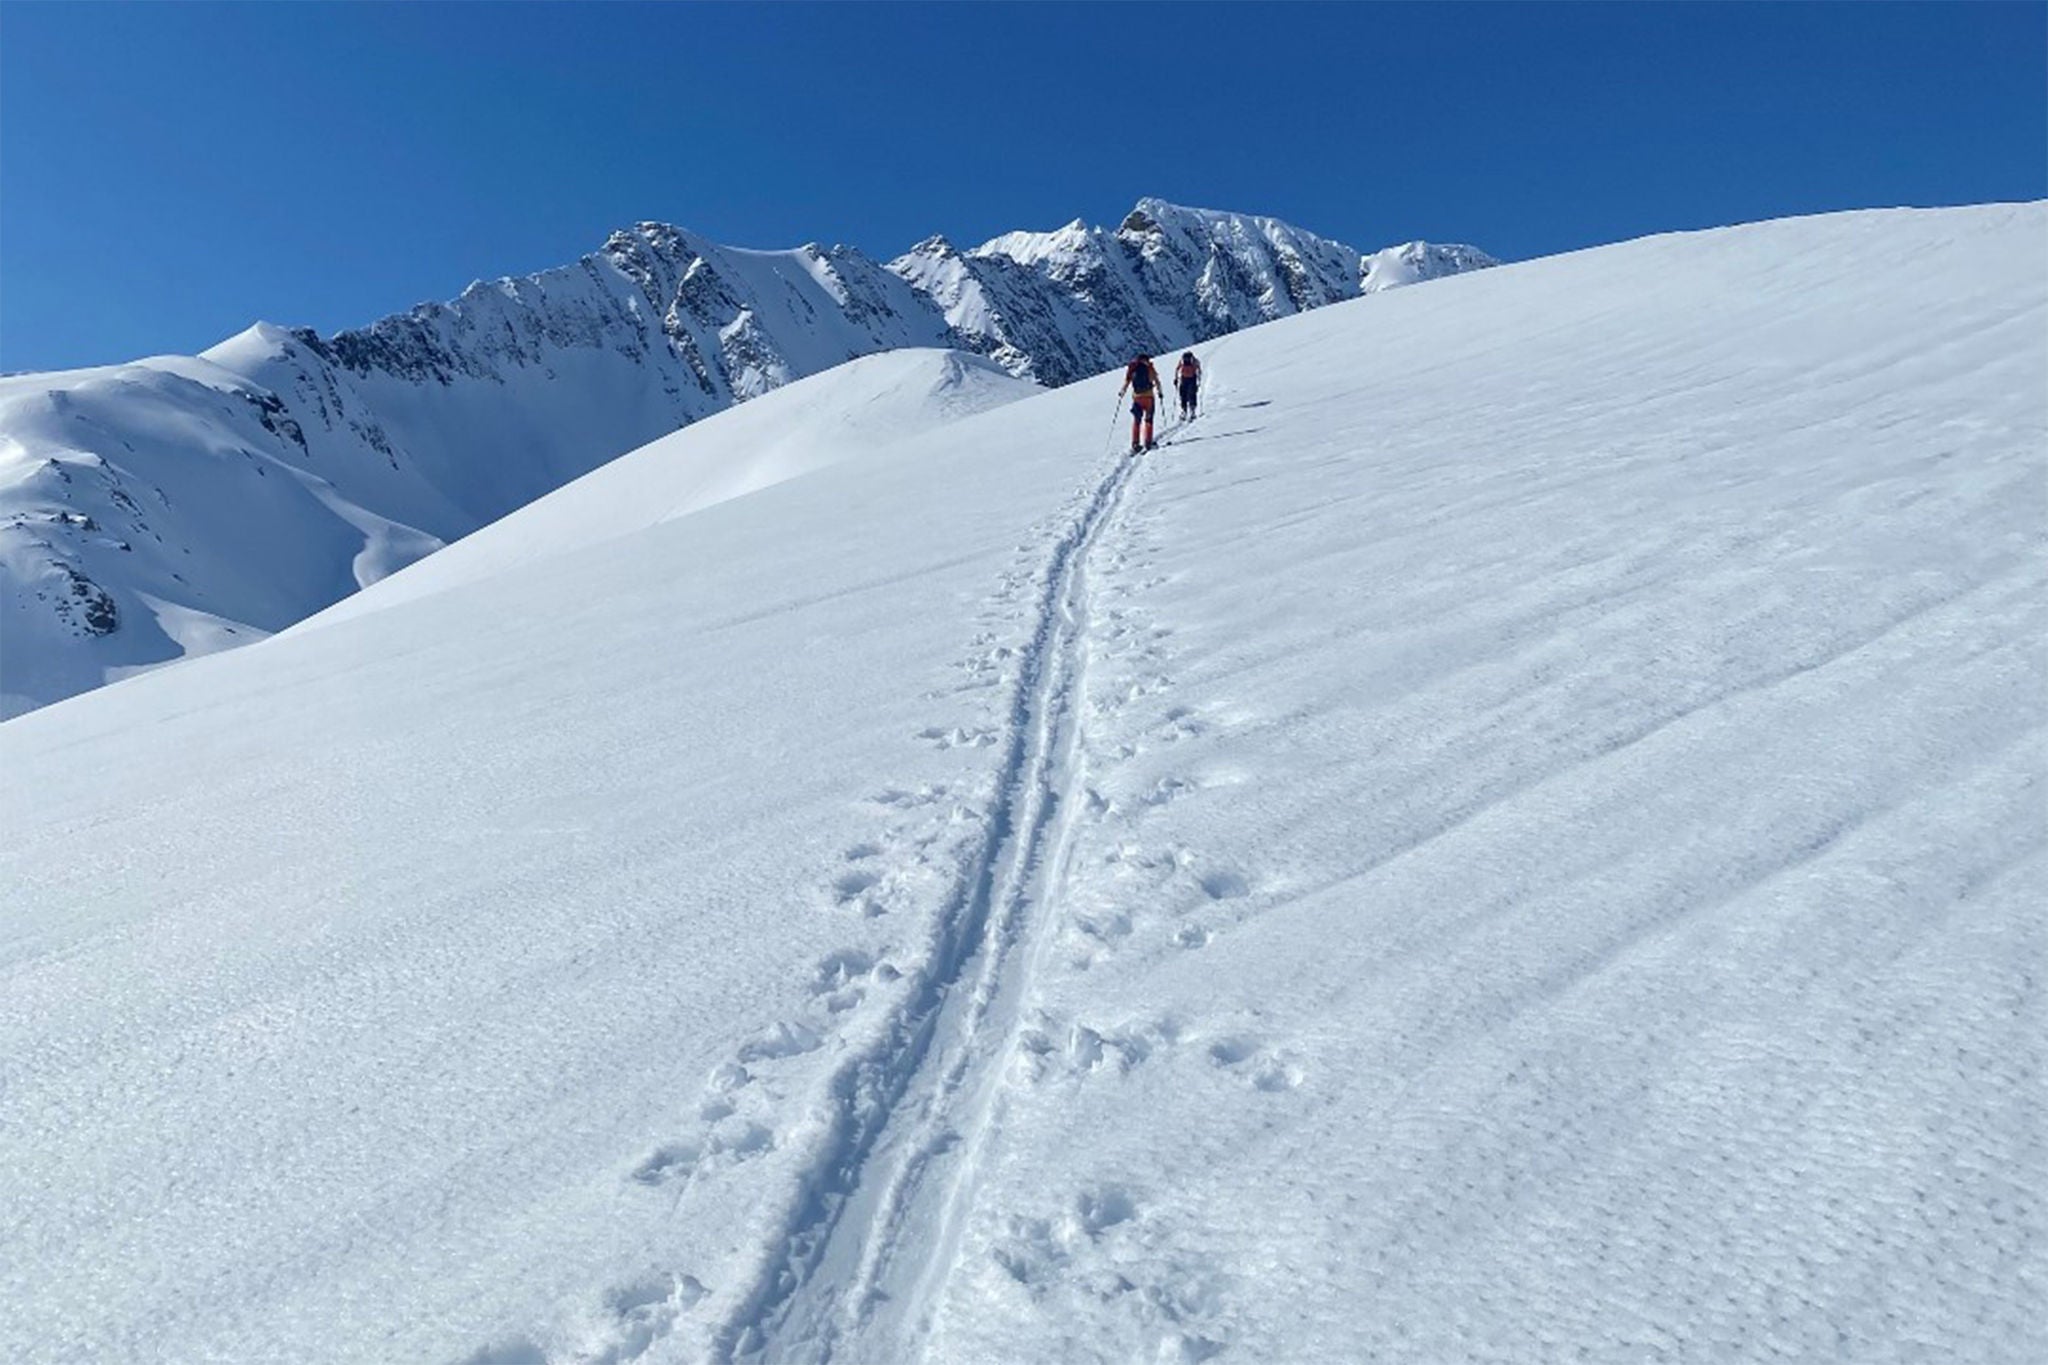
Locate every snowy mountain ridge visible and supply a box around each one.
[892,197,1387,387]
[0,199,1492,718]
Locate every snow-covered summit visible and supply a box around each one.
[2,198,1488,718]
[971,217,1096,268]
[1363,238,1502,291]
[888,197,1484,387]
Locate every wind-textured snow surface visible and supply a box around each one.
[2,202,2041,1365]
[0,199,1490,718]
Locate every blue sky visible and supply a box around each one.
[3,1,2042,372]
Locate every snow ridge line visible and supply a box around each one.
[712,440,1147,1362]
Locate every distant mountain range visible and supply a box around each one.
[0,199,1494,716]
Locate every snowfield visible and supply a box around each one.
[2,202,2042,1365]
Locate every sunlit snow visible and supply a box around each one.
[2,203,2041,1364]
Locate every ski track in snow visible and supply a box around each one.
[706,422,1163,1361]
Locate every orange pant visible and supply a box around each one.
[1130,391,1156,443]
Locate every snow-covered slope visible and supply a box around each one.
[0,354,446,716]
[4,202,2038,1365]
[0,201,1490,718]
[301,347,1037,629]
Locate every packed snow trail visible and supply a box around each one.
[3,205,2041,1365]
[723,423,1160,1362]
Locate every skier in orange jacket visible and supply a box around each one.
[1121,353,1163,453]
